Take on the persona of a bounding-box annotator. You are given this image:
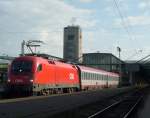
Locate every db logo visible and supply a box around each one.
[69,73,74,80]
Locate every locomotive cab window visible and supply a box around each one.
[11,60,33,74]
[37,64,42,71]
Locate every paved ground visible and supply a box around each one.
[0,87,134,118]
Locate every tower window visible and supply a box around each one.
[68,35,75,40]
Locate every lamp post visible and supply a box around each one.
[117,46,121,59]
[117,46,122,87]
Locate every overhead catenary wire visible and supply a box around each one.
[113,0,132,41]
[140,55,150,64]
[125,50,142,60]
[113,0,143,61]
[135,54,150,63]
[142,58,150,64]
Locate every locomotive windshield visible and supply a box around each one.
[11,61,33,74]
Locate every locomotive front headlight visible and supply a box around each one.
[30,79,33,83]
[7,79,11,82]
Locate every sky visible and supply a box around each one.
[0,0,150,61]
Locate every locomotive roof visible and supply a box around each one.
[14,56,38,60]
[77,65,119,77]
[13,56,78,69]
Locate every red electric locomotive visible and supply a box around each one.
[8,56,80,95]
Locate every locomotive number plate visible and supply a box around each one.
[15,79,23,83]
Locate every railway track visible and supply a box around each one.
[88,96,143,118]
[51,87,145,118]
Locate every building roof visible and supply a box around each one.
[83,53,124,63]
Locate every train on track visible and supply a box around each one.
[7,56,119,95]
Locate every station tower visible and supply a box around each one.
[63,26,82,63]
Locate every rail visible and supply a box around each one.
[88,96,143,118]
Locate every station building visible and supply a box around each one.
[81,53,130,86]
[82,53,123,73]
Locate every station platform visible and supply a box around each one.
[0,87,134,118]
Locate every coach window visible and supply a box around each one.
[84,72,86,80]
[96,74,97,80]
[86,72,88,80]
[86,73,87,80]
[88,73,89,80]
[86,73,88,80]
[82,72,84,80]
[37,64,42,72]
[82,72,85,79]
[90,73,91,80]
[85,72,87,80]
[89,73,92,80]
[92,73,94,80]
